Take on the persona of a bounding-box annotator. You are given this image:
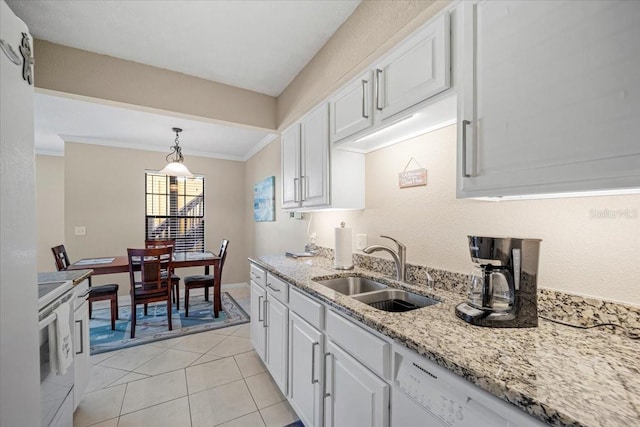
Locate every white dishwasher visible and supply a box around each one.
[391,344,545,427]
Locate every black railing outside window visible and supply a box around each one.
[145,172,205,253]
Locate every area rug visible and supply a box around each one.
[89,292,249,354]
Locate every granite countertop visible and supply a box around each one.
[38,269,92,286]
[249,255,640,427]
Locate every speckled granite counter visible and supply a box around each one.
[38,269,92,286]
[249,255,640,427]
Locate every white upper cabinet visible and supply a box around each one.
[457,0,640,198]
[328,12,451,147]
[301,104,330,208]
[281,124,301,209]
[329,71,374,143]
[375,12,451,121]
[281,103,365,211]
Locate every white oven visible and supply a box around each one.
[38,282,75,427]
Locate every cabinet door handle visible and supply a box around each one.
[323,352,332,398]
[375,69,383,111]
[75,319,84,355]
[462,119,472,177]
[266,283,281,292]
[293,177,300,202]
[361,79,369,119]
[311,342,319,384]
[300,175,306,201]
[257,295,263,322]
[262,299,268,328]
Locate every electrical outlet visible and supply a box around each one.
[74,226,86,236]
[356,234,368,250]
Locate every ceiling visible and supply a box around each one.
[8,0,361,159]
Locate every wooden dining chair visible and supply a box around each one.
[145,239,181,309]
[51,244,119,330]
[127,246,174,338]
[183,239,229,318]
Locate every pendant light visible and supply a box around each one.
[159,127,193,177]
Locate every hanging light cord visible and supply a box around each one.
[539,315,640,340]
[166,128,185,163]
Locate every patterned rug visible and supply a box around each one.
[89,292,249,354]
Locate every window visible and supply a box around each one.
[145,172,204,253]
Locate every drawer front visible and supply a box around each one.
[249,263,266,288]
[289,288,324,330]
[266,273,289,304]
[326,309,390,379]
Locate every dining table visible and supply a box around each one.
[67,251,223,317]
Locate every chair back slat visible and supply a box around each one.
[127,247,173,296]
[51,245,70,271]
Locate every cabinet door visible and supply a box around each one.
[301,104,330,208]
[289,312,324,427]
[325,340,389,427]
[73,299,90,410]
[281,124,301,209]
[376,12,450,121]
[329,71,374,143]
[458,1,640,198]
[250,281,266,361]
[266,295,288,395]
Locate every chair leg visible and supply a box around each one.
[185,287,190,317]
[110,295,116,330]
[144,303,148,316]
[213,284,220,318]
[131,303,136,339]
[115,296,119,319]
[204,286,209,301]
[175,282,180,311]
[167,298,172,331]
[89,300,93,319]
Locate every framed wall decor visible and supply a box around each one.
[254,176,276,222]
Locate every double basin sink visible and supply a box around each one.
[314,275,439,313]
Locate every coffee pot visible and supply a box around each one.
[456,236,541,328]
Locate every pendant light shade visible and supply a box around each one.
[159,127,193,177]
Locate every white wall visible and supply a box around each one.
[36,155,65,272]
[305,125,640,305]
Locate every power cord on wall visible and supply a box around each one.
[539,315,640,340]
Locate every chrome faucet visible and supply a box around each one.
[363,235,407,282]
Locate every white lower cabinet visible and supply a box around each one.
[324,340,389,427]
[289,312,324,427]
[249,280,266,359]
[73,279,91,410]
[265,293,288,395]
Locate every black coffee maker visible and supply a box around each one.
[455,236,541,328]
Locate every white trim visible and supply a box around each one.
[242,134,278,161]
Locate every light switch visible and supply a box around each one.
[356,234,368,250]
[74,226,86,236]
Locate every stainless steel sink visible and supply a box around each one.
[351,289,439,312]
[315,276,388,295]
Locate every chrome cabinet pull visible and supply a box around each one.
[311,342,319,384]
[300,175,306,201]
[361,80,369,119]
[375,69,383,111]
[293,177,300,202]
[262,299,268,328]
[266,283,281,292]
[257,295,263,322]
[75,319,84,355]
[462,119,472,177]
[323,352,332,398]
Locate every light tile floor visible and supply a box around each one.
[75,285,299,427]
